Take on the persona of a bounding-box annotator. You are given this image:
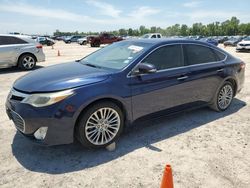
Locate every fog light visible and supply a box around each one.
[34,127,48,140]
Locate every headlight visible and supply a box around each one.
[22,89,74,107]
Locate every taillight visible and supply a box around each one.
[240,62,246,70]
[36,44,43,49]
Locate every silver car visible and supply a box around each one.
[77,37,87,45]
[0,34,45,70]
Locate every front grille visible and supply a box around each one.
[239,43,250,47]
[10,95,25,101]
[8,88,29,102]
[9,110,25,132]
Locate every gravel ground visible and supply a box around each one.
[0,42,249,188]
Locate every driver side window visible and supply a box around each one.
[142,45,183,71]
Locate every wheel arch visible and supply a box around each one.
[17,52,37,64]
[224,77,238,96]
[74,97,128,133]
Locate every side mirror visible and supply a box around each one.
[134,63,157,75]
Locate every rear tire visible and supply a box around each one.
[18,54,36,70]
[210,81,234,112]
[76,102,124,148]
[94,41,100,47]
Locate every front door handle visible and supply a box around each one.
[177,76,188,80]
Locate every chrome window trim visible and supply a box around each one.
[127,42,228,78]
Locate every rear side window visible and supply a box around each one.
[184,44,218,65]
[151,35,156,38]
[214,50,226,61]
[0,36,28,45]
[157,35,161,38]
[142,45,183,70]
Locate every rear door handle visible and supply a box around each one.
[217,68,224,72]
[177,76,188,80]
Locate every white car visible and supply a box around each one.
[77,37,87,45]
[141,33,162,39]
[0,34,45,70]
[236,37,250,52]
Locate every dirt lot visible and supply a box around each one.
[0,42,249,188]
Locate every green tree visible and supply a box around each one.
[128,28,133,36]
[180,24,188,36]
[118,28,127,36]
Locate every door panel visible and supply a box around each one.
[0,45,18,67]
[130,67,193,120]
[183,44,226,103]
[187,62,225,102]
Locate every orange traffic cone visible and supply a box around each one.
[160,164,174,188]
[57,50,61,56]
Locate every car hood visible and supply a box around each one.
[239,40,250,44]
[14,62,111,93]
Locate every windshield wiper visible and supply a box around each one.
[84,63,102,69]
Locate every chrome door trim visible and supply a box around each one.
[127,42,227,78]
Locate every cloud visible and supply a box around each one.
[86,0,122,18]
[129,6,161,19]
[183,1,202,8]
[188,10,240,21]
[0,3,88,22]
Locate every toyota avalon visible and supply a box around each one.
[5,39,245,148]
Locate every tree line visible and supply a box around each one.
[54,17,250,37]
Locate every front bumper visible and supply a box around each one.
[236,46,250,51]
[5,96,75,146]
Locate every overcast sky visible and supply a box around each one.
[0,0,250,35]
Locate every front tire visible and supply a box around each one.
[210,81,234,112]
[76,102,124,148]
[18,54,36,70]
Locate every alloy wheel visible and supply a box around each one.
[22,56,35,69]
[218,84,233,110]
[85,107,120,145]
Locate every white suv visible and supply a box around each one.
[0,34,45,70]
[141,33,162,39]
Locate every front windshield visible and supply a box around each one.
[80,41,152,70]
[142,34,150,39]
[243,37,250,41]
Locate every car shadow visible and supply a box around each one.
[11,98,246,174]
[0,66,44,74]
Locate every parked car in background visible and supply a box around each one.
[215,36,228,43]
[9,32,21,35]
[0,34,45,70]
[5,39,245,148]
[87,33,123,47]
[188,35,203,40]
[77,36,87,45]
[199,37,218,46]
[236,36,250,52]
[141,33,162,39]
[63,35,83,43]
[224,37,242,47]
[36,37,55,46]
[54,36,65,41]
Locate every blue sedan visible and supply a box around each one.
[5,39,245,148]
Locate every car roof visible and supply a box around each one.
[127,38,214,46]
[125,38,228,54]
[0,34,38,44]
[0,34,31,38]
